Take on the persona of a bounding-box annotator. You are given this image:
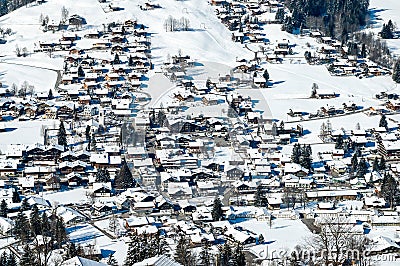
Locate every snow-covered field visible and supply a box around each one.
[0,61,58,93]
[239,218,313,251]
[0,119,58,152]
[370,0,400,55]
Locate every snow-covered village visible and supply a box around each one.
[0,0,400,265]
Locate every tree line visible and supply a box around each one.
[291,143,312,170]
[352,31,394,69]
[0,0,39,17]
[283,0,369,41]
[172,234,246,266]
[11,202,68,266]
[124,230,169,265]
[164,15,190,32]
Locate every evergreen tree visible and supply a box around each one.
[115,160,135,190]
[258,234,265,244]
[392,59,400,83]
[30,204,41,236]
[58,120,67,147]
[14,210,30,242]
[52,216,68,248]
[124,232,142,265]
[199,240,212,266]
[361,43,367,58]
[335,135,344,149]
[218,243,232,266]
[113,53,120,64]
[0,199,8,217]
[263,69,269,87]
[175,235,195,266]
[275,8,285,23]
[128,55,133,66]
[7,253,17,266]
[95,168,111,183]
[41,212,51,236]
[21,197,30,211]
[91,133,97,151]
[283,15,294,33]
[211,197,223,221]
[311,83,318,98]
[319,122,327,140]
[291,143,301,164]
[343,140,350,154]
[351,153,358,173]
[379,157,386,171]
[380,21,394,39]
[78,65,85,77]
[20,245,37,266]
[76,245,85,257]
[387,20,395,33]
[85,125,91,141]
[154,233,169,256]
[0,0,8,17]
[381,173,398,209]
[12,190,20,203]
[355,146,361,157]
[109,213,118,235]
[0,252,6,266]
[67,242,78,259]
[232,244,246,266]
[304,51,312,62]
[157,109,167,127]
[356,158,368,178]
[379,114,388,130]
[48,88,54,100]
[299,144,312,170]
[206,78,212,89]
[372,157,379,172]
[254,185,266,207]
[279,120,285,131]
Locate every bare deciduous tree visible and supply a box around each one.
[15,45,21,57]
[60,6,69,24]
[304,216,369,266]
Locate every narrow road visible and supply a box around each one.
[7,244,21,259]
[301,218,321,234]
[0,239,22,258]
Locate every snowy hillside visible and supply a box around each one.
[370,0,400,55]
[1,0,400,265]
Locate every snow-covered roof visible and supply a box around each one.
[125,216,154,227]
[364,196,386,207]
[18,176,35,188]
[92,182,112,191]
[224,226,256,243]
[368,236,400,252]
[90,153,109,164]
[56,206,87,224]
[167,182,192,196]
[61,256,107,266]
[132,255,182,266]
[0,217,14,232]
